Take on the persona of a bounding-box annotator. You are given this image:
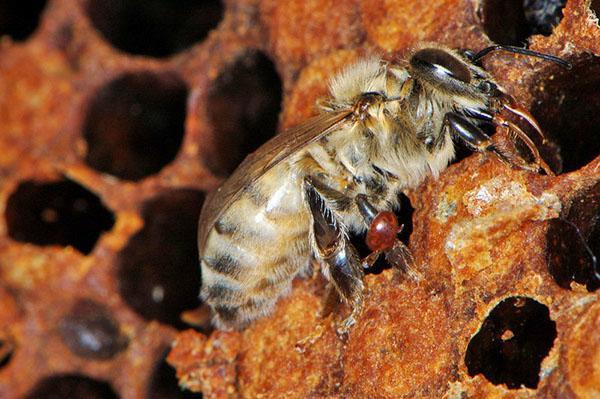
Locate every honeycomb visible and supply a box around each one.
[0,0,598,398]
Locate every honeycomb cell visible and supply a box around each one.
[481,0,565,45]
[118,189,204,328]
[148,350,197,399]
[58,299,128,360]
[531,55,600,173]
[465,296,557,389]
[5,178,115,254]
[0,0,47,41]
[203,50,282,176]
[83,71,188,181]
[547,182,600,291]
[25,374,119,399]
[2,0,600,397]
[86,0,223,58]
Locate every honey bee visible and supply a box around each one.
[198,44,569,331]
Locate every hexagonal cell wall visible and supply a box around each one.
[0,0,598,398]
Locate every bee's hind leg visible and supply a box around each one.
[303,176,364,335]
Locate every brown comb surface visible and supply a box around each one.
[0,0,599,398]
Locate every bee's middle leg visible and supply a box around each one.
[303,176,364,333]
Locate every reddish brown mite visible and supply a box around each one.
[366,211,401,252]
[356,194,413,272]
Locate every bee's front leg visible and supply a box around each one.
[445,112,512,164]
[303,176,364,334]
[445,112,553,175]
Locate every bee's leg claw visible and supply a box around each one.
[361,250,382,270]
[295,322,326,353]
[492,114,554,176]
[337,313,357,336]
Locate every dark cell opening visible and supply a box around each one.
[0,334,14,369]
[58,299,128,360]
[465,296,557,389]
[83,71,188,181]
[5,178,115,254]
[481,0,565,45]
[547,182,600,291]
[531,55,600,173]
[86,0,223,58]
[351,193,414,275]
[25,374,119,399]
[0,0,47,41]
[204,50,282,176]
[591,0,600,20]
[118,189,204,328]
[148,350,199,399]
[523,0,566,36]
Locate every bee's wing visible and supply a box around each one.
[198,109,353,251]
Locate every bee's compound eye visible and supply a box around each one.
[411,48,472,84]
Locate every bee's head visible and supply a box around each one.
[408,45,570,176]
[408,45,570,103]
[409,47,500,101]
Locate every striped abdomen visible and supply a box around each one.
[200,165,310,329]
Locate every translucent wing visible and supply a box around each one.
[198,109,353,251]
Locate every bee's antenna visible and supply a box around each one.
[471,45,572,69]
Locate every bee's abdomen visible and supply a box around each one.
[200,176,309,330]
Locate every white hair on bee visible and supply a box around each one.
[328,57,386,103]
